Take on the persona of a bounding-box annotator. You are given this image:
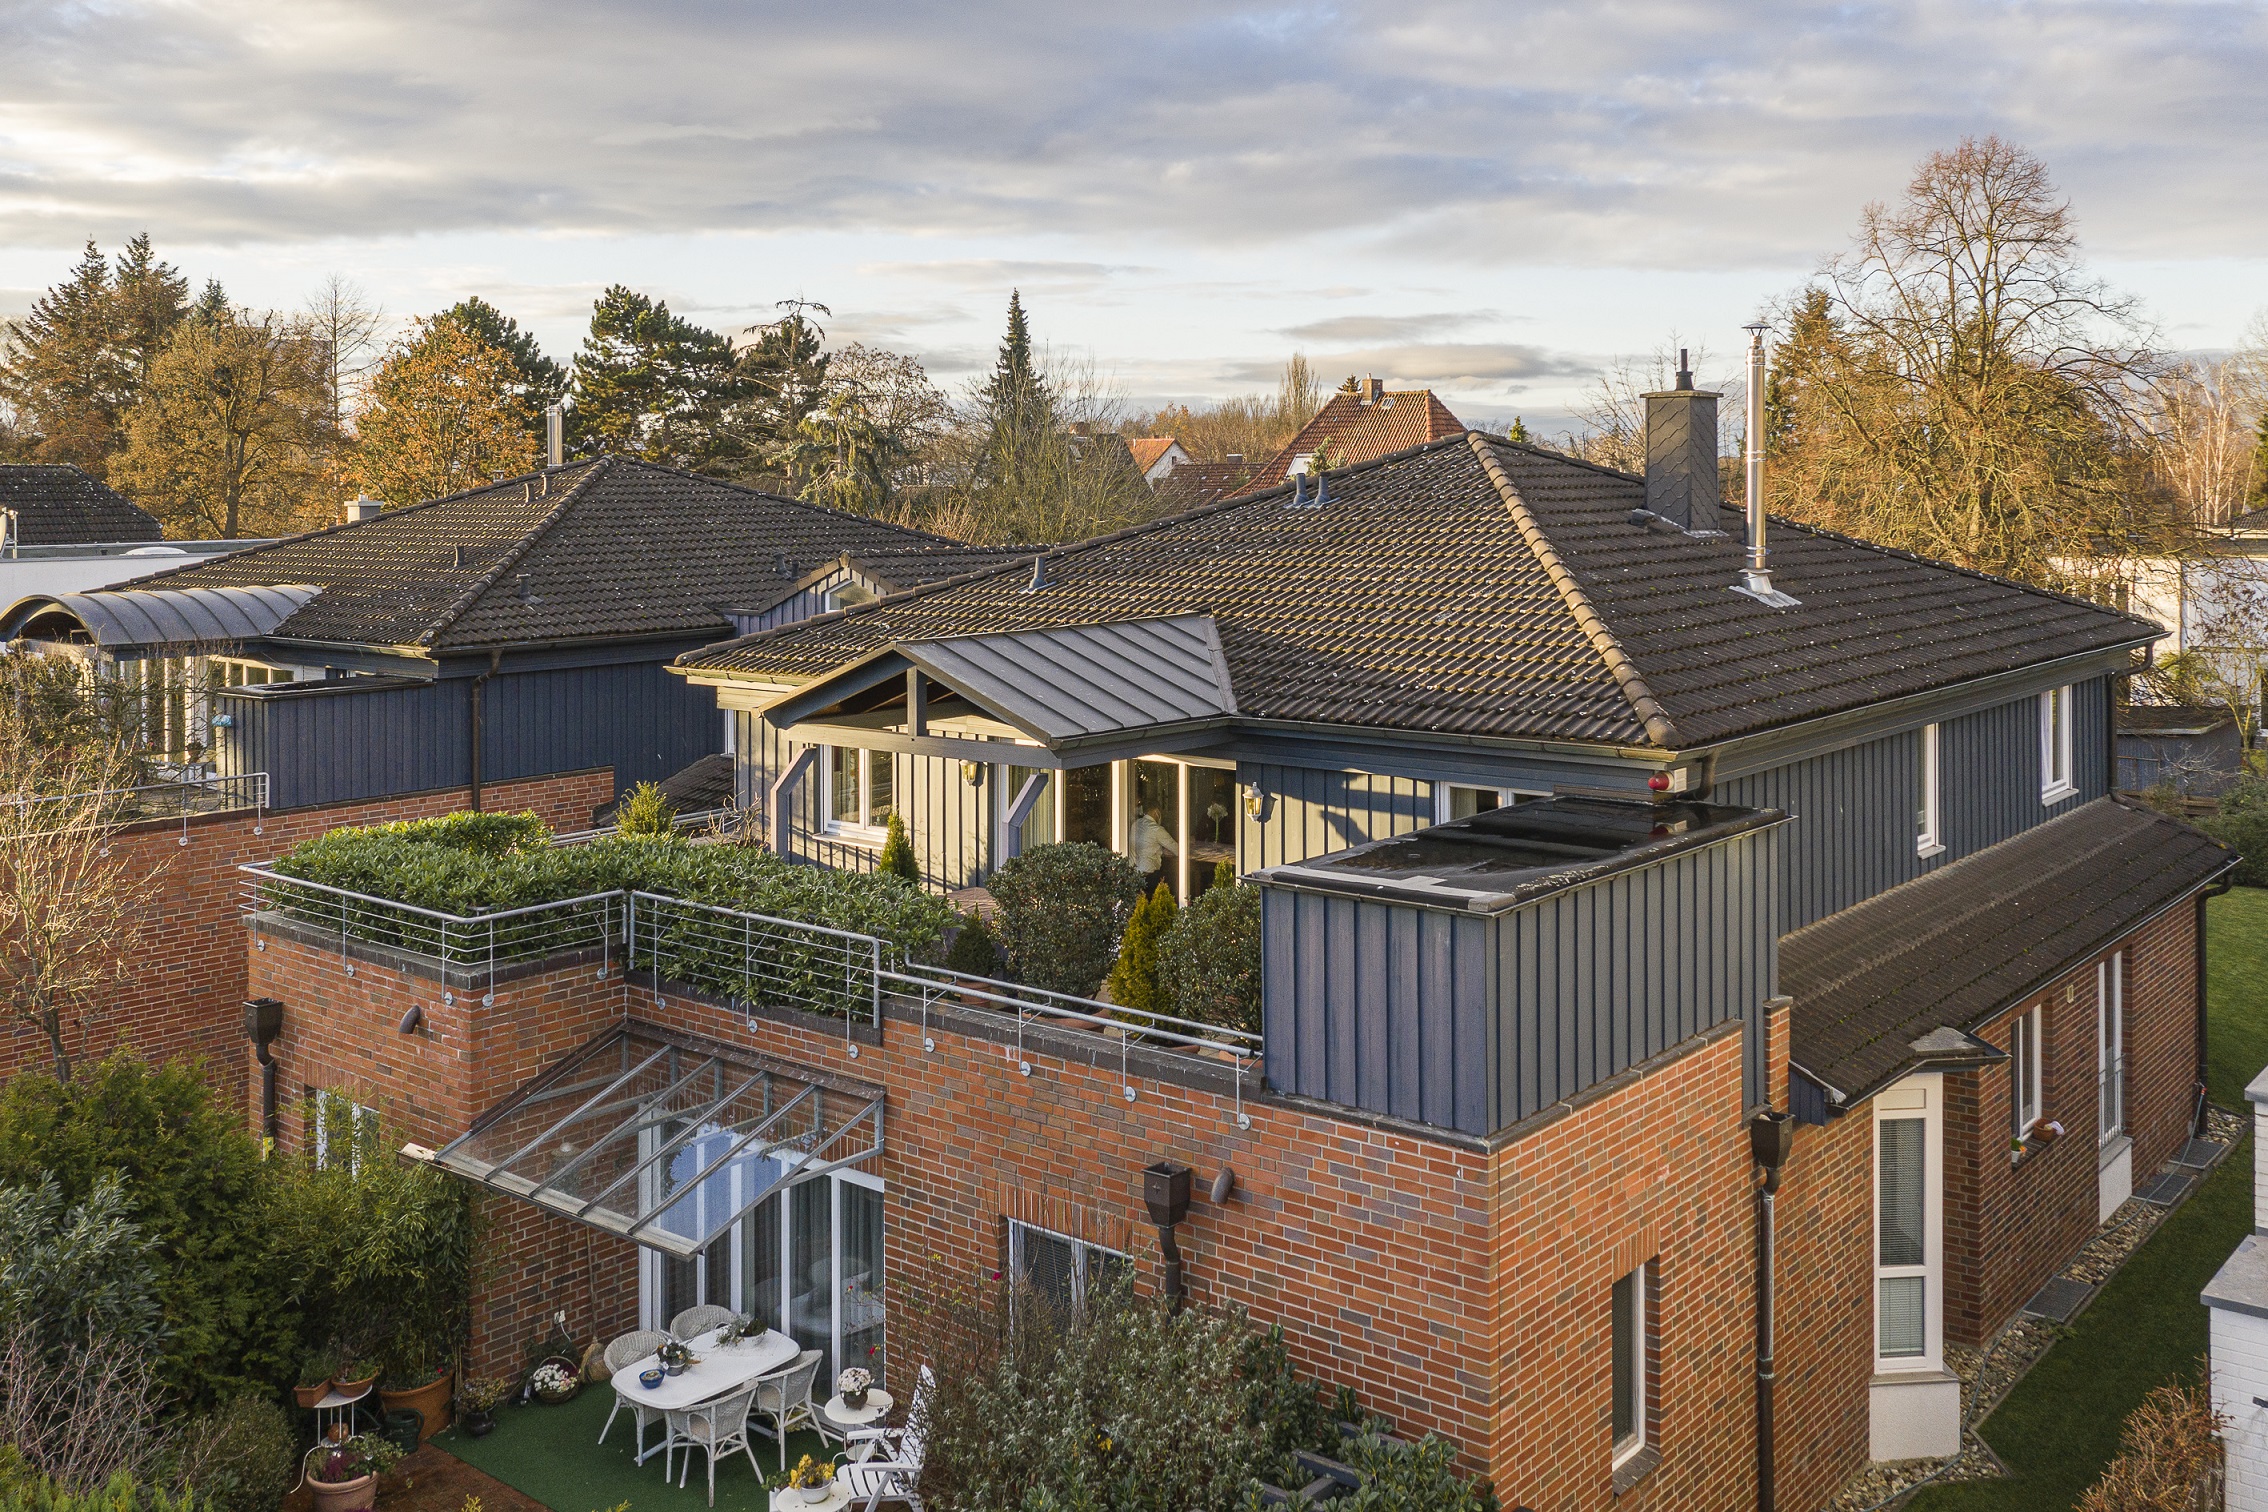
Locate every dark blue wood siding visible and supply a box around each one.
[1719,677,2110,933]
[1261,825,1779,1135]
[480,663,718,796]
[1239,763,1435,868]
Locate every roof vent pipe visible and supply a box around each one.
[545,404,564,469]
[1731,324,1800,610]
[1023,554,1051,593]
[1287,471,1307,508]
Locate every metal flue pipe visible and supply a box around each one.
[1733,324,1798,608]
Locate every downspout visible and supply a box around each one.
[244,998,283,1149]
[2197,876,2236,1135]
[1750,1110,1796,1512]
[1142,1161,1192,1314]
[468,649,501,812]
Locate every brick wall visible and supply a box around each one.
[1771,1087,1873,1511]
[0,767,614,1096]
[1944,901,2198,1346]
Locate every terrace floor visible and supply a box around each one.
[428,1381,844,1512]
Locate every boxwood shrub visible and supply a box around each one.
[988,842,1145,998]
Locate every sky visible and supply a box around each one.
[1,0,2264,436]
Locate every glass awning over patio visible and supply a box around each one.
[424,1022,884,1259]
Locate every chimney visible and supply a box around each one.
[1731,324,1800,608]
[343,495,382,525]
[1361,376,1384,405]
[545,404,564,469]
[1641,351,1723,533]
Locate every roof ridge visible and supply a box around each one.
[1465,431,1678,748]
[609,456,974,548]
[417,458,614,647]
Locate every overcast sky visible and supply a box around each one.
[2,0,2263,431]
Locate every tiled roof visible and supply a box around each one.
[125,457,994,653]
[1127,438,1180,476]
[1784,796,2235,1102]
[1149,460,1255,510]
[1245,389,1465,486]
[0,465,161,544]
[678,432,2160,749]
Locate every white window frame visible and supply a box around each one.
[2098,954,2125,1146]
[1872,1074,1944,1375]
[2011,1005,2044,1140]
[311,1089,378,1174]
[1916,723,1944,858]
[1610,1263,1649,1469]
[1434,783,1544,824]
[821,745,893,841]
[2040,685,2076,803]
[1006,1219,1128,1318]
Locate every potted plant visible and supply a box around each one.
[456,1376,513,1438]
[836,1367,872,1412]
[334,1349,379,1399]
[305,1432,404,1512]
[295,1346,341,1409]
[530,1358,580,1405]
[770,1454,840,1507]
[656,1339,699,1376]
[716,1314,757,1347]
[378,1360,454,1443]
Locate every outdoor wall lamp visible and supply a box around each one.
[1143,1161,1193,1313]
[1242,784,1270,820]
[960,761,985,787]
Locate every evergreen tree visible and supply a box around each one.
[1105,882,1178,1016]
[108,236,190,395]
[878,812,920,885]
[0,242,131,472]
[566,285,739,468]
[736,300,832,454]
[1505,416,1531,443]
[982,289,1047,430]
[188,279,231,326]
[439,297,566,418]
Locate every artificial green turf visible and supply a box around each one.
[2208,886,2268,1106]
[431,1381,841,1512]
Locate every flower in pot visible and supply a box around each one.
[334,1350,380,1398]
[305,1432,404,1512]
[656,1339,699,1377]
[836,1367,872,1411]
[715,1314,757,1347]
[529,1359,580,1405]
[456,1376,513,1439]
[770,1454,840,1507]
[296,1346,342,1409]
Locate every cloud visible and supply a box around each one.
[853,260,1149,292]
[0,0,2259,267]
[1279,310,1501,343]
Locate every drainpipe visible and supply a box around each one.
[244,998,283,1148]
[1749,1109,1796,1512]
[468,649,501,812]
[1142,1161,1192,1314]
[2197,877,2236,1135]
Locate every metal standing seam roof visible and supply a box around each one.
[897,614,1238,743]
[3,584,321,649]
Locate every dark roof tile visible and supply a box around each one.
[0,465,161,544]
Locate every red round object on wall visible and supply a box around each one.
[1647,772,1670,792]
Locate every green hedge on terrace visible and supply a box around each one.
[261,812,960,1015]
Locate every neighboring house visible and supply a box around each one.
[0,457,1014,810]
[2116,703,2245,795]
[1246,376,1464,484]
[1127,436,1192,484]
[0,463,259,599]
[611,382,2230,1501]
[1148,456,1254,509]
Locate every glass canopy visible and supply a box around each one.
[429,1023,884,1260]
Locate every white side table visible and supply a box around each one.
[772,1482,855,1511]
[817,1389,895,1446]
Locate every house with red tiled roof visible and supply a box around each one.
[1126,436,1192,484]
[1246,376,1464,486]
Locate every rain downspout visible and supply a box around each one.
[1143,1161,1191,1313]
[1750,1109,1795,1512]
[468,649,501,812]
[2197,876,2236,1135]
[244,998,282,1149]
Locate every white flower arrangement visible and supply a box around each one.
[837,1367,872,1395]
[531,1361,578,1401]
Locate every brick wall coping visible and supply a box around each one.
[1487,1015,1747,1151]
[246,909,617,993]
[114,765,612,842]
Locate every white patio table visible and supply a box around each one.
[611,1326,801,1464]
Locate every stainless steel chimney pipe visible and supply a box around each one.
[1732,323,1799,608]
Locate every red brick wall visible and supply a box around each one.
[1772,1087,1873,1511]
[0,767,614,1096]
[1943,901,2198,1346]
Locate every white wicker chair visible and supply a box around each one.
[837,1365,933,1511]
[669,1304,738,1340]
[596,1328,670,1456]
[667,1382,765,1507]
[752,1348,824,1469]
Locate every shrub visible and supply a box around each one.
[879,812,920,885]
[164,1400,292,1512]
[2076,1372,2222,1512]
[1158,881,1261,1035]
[0,1056,293,1411]
[0,1457,203,1512]
[0,1177,161,1360]
[1106,884,1177,1015]
[942,911,1001,976]
[2196,778,2268,886]
[989,842,1145,997]
[614,783,676,837]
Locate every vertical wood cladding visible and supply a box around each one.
[1263,827,1779,1135]
[1721,677,2110,933]
[1239,763,1437,869]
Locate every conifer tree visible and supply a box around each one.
[0,242,133,472]
[982,290,1047,431]
[1105,882,1178,1016]
[440,298,566,419]
[566,285,738,469]
[878,812,920,885]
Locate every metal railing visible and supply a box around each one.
[550,806,744,847]
[625,891,885,1031]
[241,865,623,989]
[11,770,268,825]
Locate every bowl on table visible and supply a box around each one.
[638,1367,664,1389]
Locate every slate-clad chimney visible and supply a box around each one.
[1642,350,1722,533]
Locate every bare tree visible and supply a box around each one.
[304,275,386,488]
[1565,340,1739,474]
[2144,358,2257,525]
[1129,355,1326,465]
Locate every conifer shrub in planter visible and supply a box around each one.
[878,812,920,884]
[988,843,1145,998]
[1105,883,1177,1016]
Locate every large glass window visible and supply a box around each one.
[789,1176,833,1363]
[1876,1115,1927,1360]
[1187,766,1238,897]
[1063,765,1112,847]
[825,747,894,835]
[1007,1220,1127,1320]
[1127,760,1183,895]
[1610,1265,1647,1467]
[842,1182,885,1379]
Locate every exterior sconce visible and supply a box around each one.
[961,761,985,787]
[1241,784,1270,820]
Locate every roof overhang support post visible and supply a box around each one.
[1000,770,1048,864]
[769,745,821,859]
[906,669,928,739]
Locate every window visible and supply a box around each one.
[1006,757,1238,901]
[1007,1220,1128,1320]
[1916,723,1943,857]
[999,765,1055,857]
[1875,1114,1927,1360]
[2011,1006,2044,1140]
[823,746,894,837]
[824,581,877,613]
[309,1090,378,1173]
[2040,686,2075,802]
[2098,954,2125,1145]
[1610,1264,1649,1468]
[216,658,294,687]
[1435,784,1544,824]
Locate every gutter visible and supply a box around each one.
[2198,872,2238,1135]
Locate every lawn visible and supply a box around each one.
[432,1382,841,1512]
[1907,883,2268,1511]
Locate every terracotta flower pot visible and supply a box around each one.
[293,1380,332,1409]
[309,1472,375,1512]
[379,1372,452,1442]
[335,1371,378,1398]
